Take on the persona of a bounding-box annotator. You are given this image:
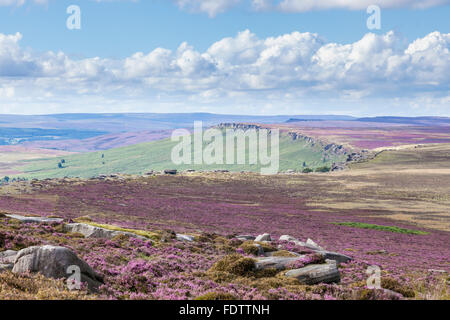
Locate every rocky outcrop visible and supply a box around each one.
[63,223,148,241]
[5,214,63,224]
[278,235,352,264]
[216,123,263,131]
[12,245,103,292]
[255,256,305,270]
[285,261,340,285]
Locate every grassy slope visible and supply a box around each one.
[13,133,346,179]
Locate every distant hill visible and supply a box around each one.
[355,116,450,126]
[13,130,347,179]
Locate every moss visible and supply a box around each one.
[382,278,415,298]
[195,292,237,300]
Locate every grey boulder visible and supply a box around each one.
[12,245,103,292]
[285,262,340,285]
[5,214,63,224]
[255,256,305,270]
[176,234,195,242]
[255,233,272,242]
[63,223,148,241]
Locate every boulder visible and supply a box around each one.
[285,262,340,285]
[63,223,148,241]
[279,235,297,242]
[236,235,256,241]
[12,245,103,291]
[306,238,324,251]
[255,233,272,242]
[255,256,305,270]
[317,250,352,264]
[5,214,63,224]
[176,234,195,242]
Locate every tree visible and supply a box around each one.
[58,162,63,169]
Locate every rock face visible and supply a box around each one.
[5,214,63,224]
[285,262,340,285]
[63,223,148,241]
[255,233,272,242]
[12,245,103,291]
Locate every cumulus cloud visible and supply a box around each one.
[171,0,450,15]
[0,30,448,114]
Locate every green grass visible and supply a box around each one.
[13,131,346,179]
[333,222,429,235]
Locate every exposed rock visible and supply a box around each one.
[63,223,148,241]
[317,251,352,264]
[5,214,63,224]
[12,245,103,291]
[285,262,340,285]
[279,235,298,242]
[176,234,195,242]
[255,256,305,270]
[306,238,324,251]
[236,235,256,241]
[254,244,265,256]
[255,233,272,242]
[0,250,17,272]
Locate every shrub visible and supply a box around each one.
[302,168,313,173]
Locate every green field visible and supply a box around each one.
[12,132,346,179]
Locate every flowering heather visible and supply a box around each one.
[0,150,449,300]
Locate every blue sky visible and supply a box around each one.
[0,0,449,116]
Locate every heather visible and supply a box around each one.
[1,145,449,300]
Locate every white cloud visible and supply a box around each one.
[171,0,450,15]
[0,30,448,115]
[276,0,450,12]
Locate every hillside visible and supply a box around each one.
[12,130,347,179]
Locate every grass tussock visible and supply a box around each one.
[0,272,94,300]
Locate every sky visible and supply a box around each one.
[0,0,449,116]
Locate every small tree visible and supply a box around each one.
[58,162,63,169]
